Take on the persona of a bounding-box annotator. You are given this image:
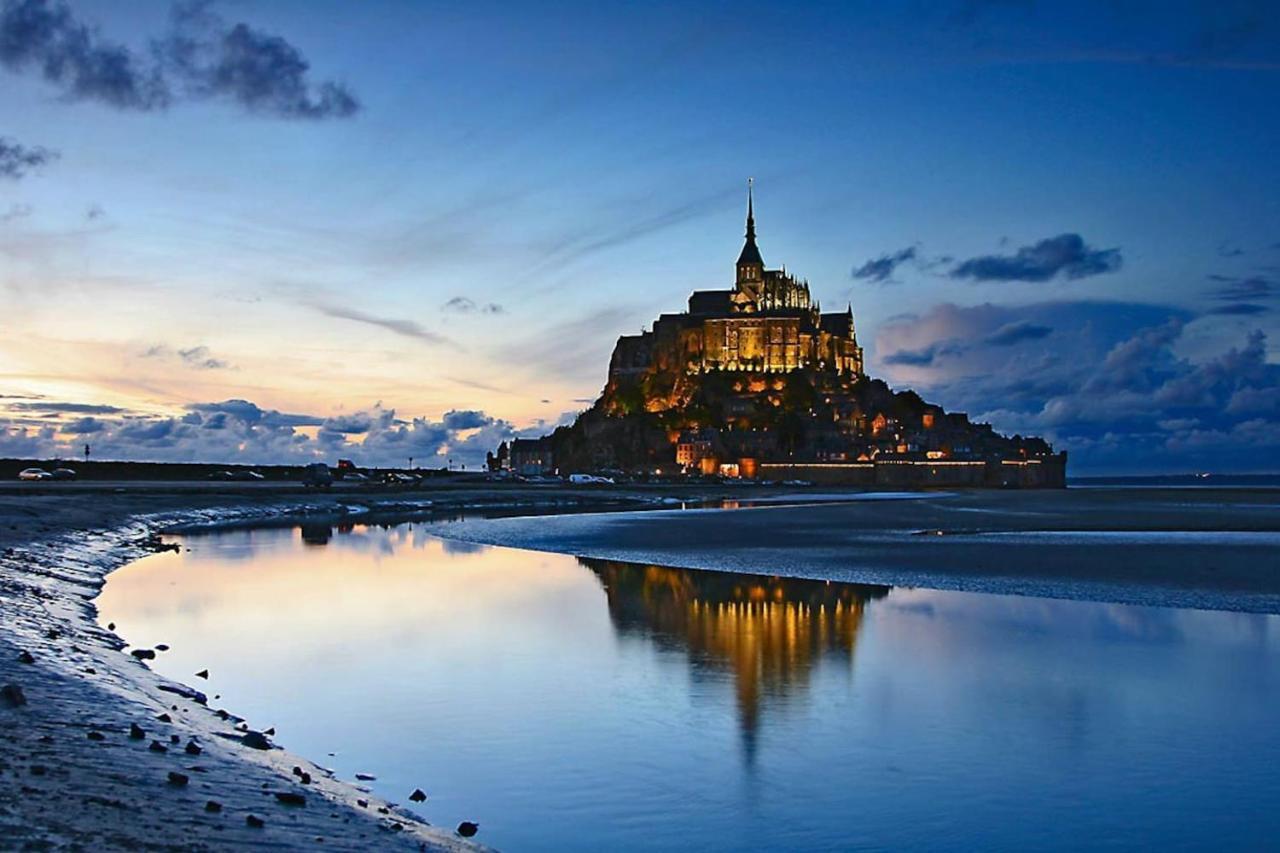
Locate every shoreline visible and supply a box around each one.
[0,497,494,850]
[0,481,789,849]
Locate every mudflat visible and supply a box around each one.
[436,487,1280,613]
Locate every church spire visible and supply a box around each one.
[736,177,763,273]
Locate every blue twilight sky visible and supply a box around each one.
[1,0,1278,473]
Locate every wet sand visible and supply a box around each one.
[436,487,1280,614]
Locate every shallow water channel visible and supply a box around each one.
[98,519,1280,850]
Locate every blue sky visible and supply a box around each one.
[1,0,1278,472]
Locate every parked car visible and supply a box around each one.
[51,468,77,480]
[18,467,52,481]
[569,473,615,485]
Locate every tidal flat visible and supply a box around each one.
[3,483,1279,850]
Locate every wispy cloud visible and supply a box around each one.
[307,300,453,346]
[443,296,504,315]
[0,136,57,179]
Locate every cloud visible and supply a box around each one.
[0,0,169,108]
[0,397,524,468]
[157,1,359,119]
[950,233,1122,283]
[442,296,504,315]
[0,0,357,119]
[142,343,234,369]
[1207,302,1269,316]
[873,301,1278,474]
[532,185,740,278]
[882,344,945,367]
[851,246,916,283]
[0,135,58,179]
[441,409,490,430]
[983,321,1053,346]
[1207,274,1276,303]
[307,300,452,345]
[3,400,125,415]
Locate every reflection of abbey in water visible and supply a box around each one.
[580,557,888,761]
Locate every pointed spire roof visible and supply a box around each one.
[737,178,763,267]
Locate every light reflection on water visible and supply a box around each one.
[97,522,1280,851]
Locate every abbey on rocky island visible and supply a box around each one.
[499,184,1066,488]
[609,182,864,381]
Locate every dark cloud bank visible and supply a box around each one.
[874,301,1279,474]
[0,398,571,468]
[0,0,358,118]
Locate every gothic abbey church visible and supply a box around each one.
[609,185,864,383]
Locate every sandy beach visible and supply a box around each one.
[4,481,1279,849]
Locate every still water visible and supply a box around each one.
[97,521,1280,851]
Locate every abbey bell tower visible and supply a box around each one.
[735,179,764,297]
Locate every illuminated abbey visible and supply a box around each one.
[609,183,864,381]
[500,182,1066,488]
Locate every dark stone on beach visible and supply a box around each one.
[235,722,248,732]
[241,731,272,750]
[275,791,306,806]
[264,727,275,736]
[84,668,95,675]
[216,709,229,720]
[195,669,208,679]
[149,740,168,753]
[2,684,27,707]
[205,800,222,813]
[107,622,115,631]
[18,650,34,664]
[46,628,59,640]
[159,684,207,704]
[129,723,146,740]
[185,742,202,756]
[356,799,368,808]
[157,713,171,723]
[155,644,169,651]
[292,766,303,777]
[457,821,479,837]
[131,649,156,661]
[87,731,104,741]
[170,734,180,744]
[168,771,189,786]
[246,814,264,828]
[355,773,376,781]
[409,789,427,803]
[299,771,311,784]
[377,807,389,814]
